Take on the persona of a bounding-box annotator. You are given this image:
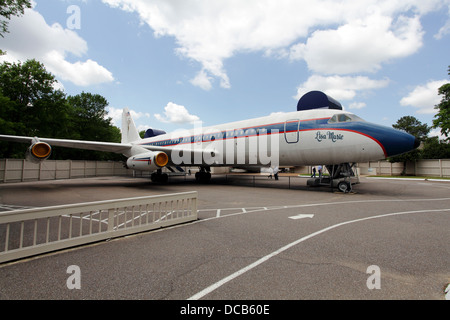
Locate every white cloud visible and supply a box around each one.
[290,14,424,74]
[434,4,450,39]
[102,0,450,90]
[435,20,450,39]
[106,107,123,127]
[154,102,200,124]
[107,106,151,130]
[349,102,367,110]
[428,128,448,141]
[400,79,447,114]
[294,75,390,101]
[189,69,213,91]
[43,51,114,86]
[0,6,114,87]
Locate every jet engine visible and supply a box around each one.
[126,151,169,171]
[25,141,52,163]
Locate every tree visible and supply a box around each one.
[393,115,430,141]
[0,59,60,108]
[0,59,66,134]
[0,59,68,158]
[0,0,31,36]
[0,60,122,161]
[389,116,430,174]
[65,92,122,160]
[0,0,32,54]
[432,66,450,141]
[421,136,450,159]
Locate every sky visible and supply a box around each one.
[1,0,449,138]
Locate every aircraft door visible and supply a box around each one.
[284,119,300,143]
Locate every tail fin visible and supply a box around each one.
[121,108,141,143]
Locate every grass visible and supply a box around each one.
[367,175,450,180]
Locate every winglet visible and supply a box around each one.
[121,108,141,143]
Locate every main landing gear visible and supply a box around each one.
[150,167,211,184]
[195,166,211,183]
[151,169,168,183]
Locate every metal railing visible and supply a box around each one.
[0,192,198,263]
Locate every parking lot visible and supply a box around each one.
[0,174,449,300]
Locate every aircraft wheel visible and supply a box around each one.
[160,173,168,183]
[337,181,350,193]
[151,173,168,183]
[195,171,211,183]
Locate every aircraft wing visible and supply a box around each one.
[0,134,216,157]
[0,134,132,154]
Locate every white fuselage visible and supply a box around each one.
[131,109,389,167]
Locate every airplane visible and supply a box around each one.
[0,91,419,192]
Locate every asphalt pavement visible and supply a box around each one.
[0,174,449,301]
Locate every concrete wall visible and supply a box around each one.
[0,159,129,183]
[1,158,449,183]
[357,159,450,177]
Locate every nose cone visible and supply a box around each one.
[382,129,419,157]
[363,123,419,158]
[414,137,421,150]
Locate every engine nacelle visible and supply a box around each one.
[126,151,169,171]
[25,141,52,163]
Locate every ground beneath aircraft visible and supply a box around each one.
[0,175,449,302]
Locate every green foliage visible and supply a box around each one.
[0,59,123,161]
[432,66,450,140]
[421,136,450,159]
[0,0,32,54]
[390,115,450,164]
[390,65,450,163]
[392,115,430,141]
[0,0,32,37]
[389,116,429,166]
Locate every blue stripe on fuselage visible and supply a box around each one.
[140,118,330,147]
[139,118,415,157]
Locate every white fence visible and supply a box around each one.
[0,192,198,263]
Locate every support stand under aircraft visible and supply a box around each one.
[307,163,359,193]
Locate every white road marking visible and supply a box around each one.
[289,214,315,220]
[188,208,450,300]
[198,197,450,222]
[0,205,33,212]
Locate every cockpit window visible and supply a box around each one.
[328,113,365,123]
